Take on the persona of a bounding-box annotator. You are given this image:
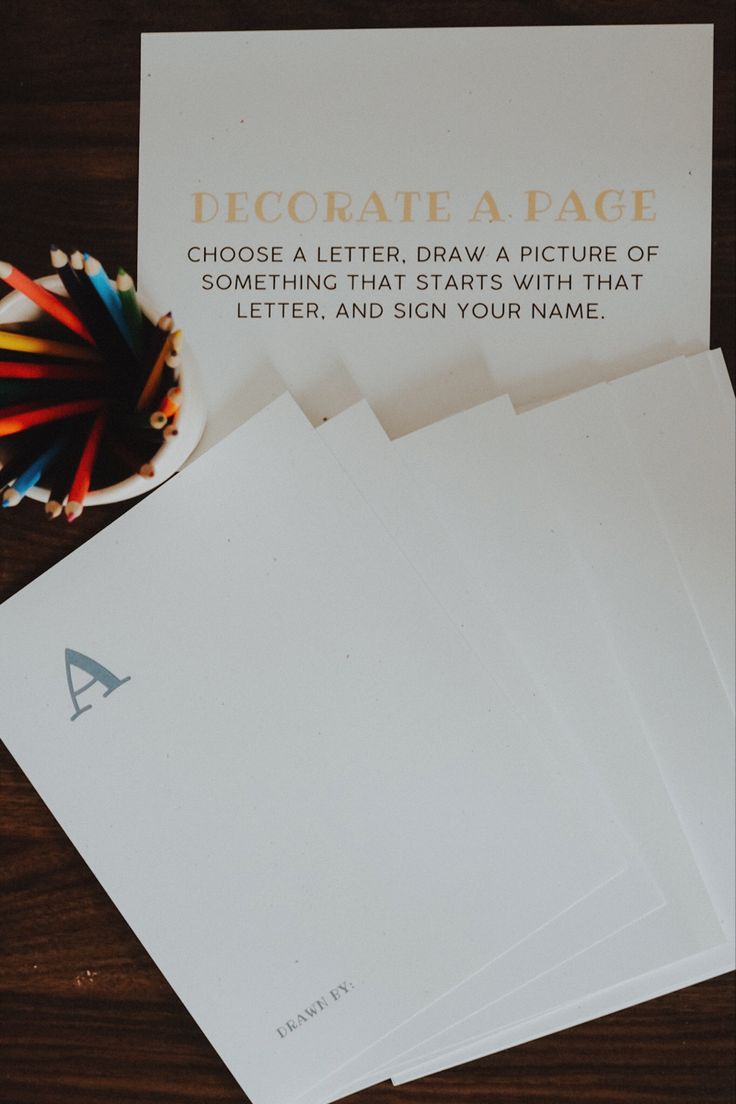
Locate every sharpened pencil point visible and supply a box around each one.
[84,255,102,277]
[0,261,13,278]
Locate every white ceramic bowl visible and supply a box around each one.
[0,274,206,505]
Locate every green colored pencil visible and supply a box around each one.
[116,268,144,355]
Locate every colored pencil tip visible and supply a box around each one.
[70,251,84,270]
[50,247,68,268]
[84,255,101,276]
[2,488,20,507]
[45,501,63,519]
[0,261,13,278]
[65,501,83,522]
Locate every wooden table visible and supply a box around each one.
[1,3,734,1102]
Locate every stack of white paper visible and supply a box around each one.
[2,23,733,1104]
[1,349,733,1104]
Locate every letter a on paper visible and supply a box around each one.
[65,648,131,721]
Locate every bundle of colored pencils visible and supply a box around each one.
[0,249,183,520]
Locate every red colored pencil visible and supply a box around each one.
[0,260,94,344]
[0,398,106,437]
[0,360,101,382]
[65,409,108,522]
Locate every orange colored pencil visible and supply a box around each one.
[65,409,108,522]
[149,386,182,428]
[0,330,101,361]
[0,260,94,344]
[0,360,101,382]
[0,398,106,437]
[135,315,175,411]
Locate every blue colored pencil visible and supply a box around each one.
[69,251,140,382]
[2,434,69,507]
[84,254,133,349]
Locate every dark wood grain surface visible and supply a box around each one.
[1,3,734,1102]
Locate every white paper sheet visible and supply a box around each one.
[608,357,735,708]
[515,381,734,932]
[384,386,729,1085]
[0,395,626,1104]
[388,364,732,1086]
[138,26,712,451]
[281,401,663,1103]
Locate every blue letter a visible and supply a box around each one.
[65,648,131,722]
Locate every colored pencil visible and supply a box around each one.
[0,260,93,344]
[116,269,144,353]
[136,325,175,411]
[84,254,130,341]
[43,435,83,519]
[1,247,185,515]
[50,246,111,363]
[66,252,141,380]
[65,409,108,521]
[0,330,101,361]
[50,245,84,303]
[2,434,68,507]
[0,359,101,382]
[0,397,106,437]
[142,309,174,362]
[1,428,55,490]
[150,386,182,428]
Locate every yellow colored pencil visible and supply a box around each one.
[0,330,101,362]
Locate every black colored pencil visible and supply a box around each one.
[67,250,141,387]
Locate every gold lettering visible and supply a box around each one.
[192,192,219,223]
[470,191,504,222]
[594,190,625,222]
[226,192,249,222]
[633,189,656,221]
[357,191,389,222]
[254,192,282,222]
[325,192,353,222]
[427,191,451,222]
[287,192,318,223]
[554,190,590,222]
[395,191,421,222]
[525,190,552,221]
